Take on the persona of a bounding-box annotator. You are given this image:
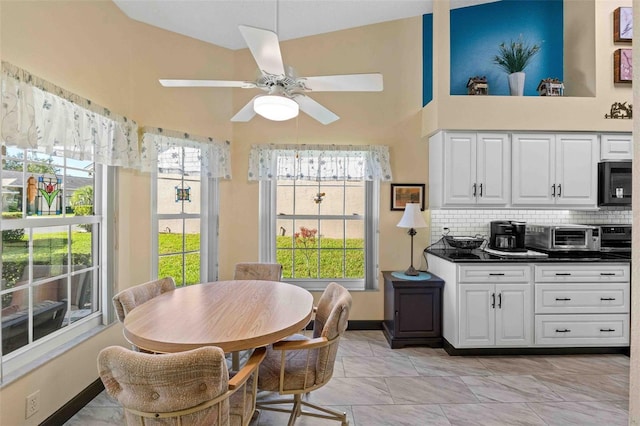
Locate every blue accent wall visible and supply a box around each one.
[450,0,563,96]
[423,13,433,106]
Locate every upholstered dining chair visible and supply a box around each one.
[98,345,266,426]
[256,282,352,426]
[233,262,283,281]
[112,277,176,323]
[112,277,176,352]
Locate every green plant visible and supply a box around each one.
[1,212,24,242]
[493,36,540,74]
[70,185,93,232]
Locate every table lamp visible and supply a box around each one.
[396,203,428,276]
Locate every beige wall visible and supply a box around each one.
[0,0,636,424]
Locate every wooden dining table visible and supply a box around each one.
[122,280,314,354]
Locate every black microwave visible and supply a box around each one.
[598,161,632,206]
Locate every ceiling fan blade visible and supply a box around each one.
[230,96,259,122]
[294,96,339,125]
[159,79,256,88]
[301,73,383,92]
[239,25,285,76]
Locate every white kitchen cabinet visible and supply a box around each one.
[600,133,632,160]
[458,265,532,347]
[429,131,510,207]
[533,263,629,347]
[511,133,598,208]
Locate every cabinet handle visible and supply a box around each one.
[498,293,502,308]
[489,273,505,276]
[558,183,562,197]
[555,298,571,301]
[555,329,571,333]
[552,184,556,197]
[600,273,616,276]
[600,328,616,332]
[473,183,477,197]
[555,273,571,276]
[600,297,616,301]
[479,183,483,197]
[395,311,399,317]
[491,293,496,309]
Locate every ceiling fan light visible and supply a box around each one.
[254,95,299,121]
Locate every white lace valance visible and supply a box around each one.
[1,61,140,169]
[140,127,232,179]
[248,144,392,181]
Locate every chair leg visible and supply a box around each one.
[287,394,302,426]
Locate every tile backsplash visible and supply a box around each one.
[429,207,631,244]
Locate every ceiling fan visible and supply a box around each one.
[159,25,383,125]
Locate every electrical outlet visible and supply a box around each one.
[26,390,40,419]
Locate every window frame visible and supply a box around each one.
[150,147,220,285]
[0,151,114,381]
[259,179,379,291]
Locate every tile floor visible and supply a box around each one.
[65,330,630,425]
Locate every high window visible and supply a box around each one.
[142,129,231,286]
[251,144,392,291]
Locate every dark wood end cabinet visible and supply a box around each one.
[382,271,444,349]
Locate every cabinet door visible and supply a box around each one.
[601,133,633,160]
[555,134,598,207]
[395,287,441,338]
[444,133,477,205]
[512,134,555,205]
[476,133,510,205]
[495,284,532,346]
[459,284,494,346]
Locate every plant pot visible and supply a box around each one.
[508,72,526,96]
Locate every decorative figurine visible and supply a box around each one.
[466,76,488,95]
[605,101,633,119]
[536,78,564,96]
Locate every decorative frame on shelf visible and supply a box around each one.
[391,184,425,211]
[614,7,633,43]
[614,48,632,83]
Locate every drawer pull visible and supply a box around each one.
[555,273,571,276]
[555,329,571,333]
[555,298,571,301]
[489,273,505,276]
[600,328,616,332]
[600,273,616,276]
[600,297,616,301]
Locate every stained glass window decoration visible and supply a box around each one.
[34,175,63,215]
[175,185,191,202]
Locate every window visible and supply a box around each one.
[144,129,230,287]
[251,144,392,291]
[1,145,109,375]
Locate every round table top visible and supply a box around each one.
[123,280,314,353]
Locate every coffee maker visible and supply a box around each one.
[489,220,526,252]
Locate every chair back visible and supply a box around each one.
[98,345,230,425]
[313,282,352,385]
[112,277,176,323]
[233,263,282,281]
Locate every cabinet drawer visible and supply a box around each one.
[459,265,530,283]
[600,133,632,160]
[535,314,629,345]
[535,283,629,314]
[534,264,629,282]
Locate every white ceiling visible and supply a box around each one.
[113,0,497,50]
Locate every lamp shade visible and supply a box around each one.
[254,95,299,121]
[397,203,427,229]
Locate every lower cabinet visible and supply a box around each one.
[459,283,532,347]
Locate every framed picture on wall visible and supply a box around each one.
[391,184,425,211]
[614,7,633,43]
[614,48,632,83]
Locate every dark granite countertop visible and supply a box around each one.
[425,248,630,264]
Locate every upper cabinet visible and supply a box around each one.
[430,131,606,210]
[511,133,598,208]
[429,132,510,208]
[601,133,633,160]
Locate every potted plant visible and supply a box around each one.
[493,36,540,96]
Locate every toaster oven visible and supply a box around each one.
[525,224,601,252]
